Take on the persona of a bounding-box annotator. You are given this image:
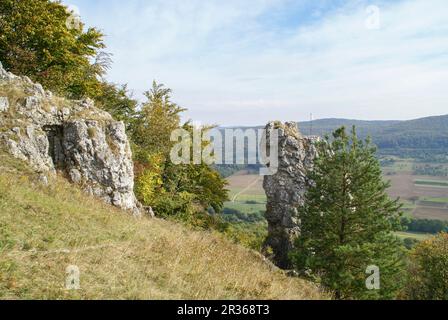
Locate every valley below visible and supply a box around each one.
[222,156,448,244]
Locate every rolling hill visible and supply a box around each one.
[0,151,325,300]
[299,114,448,158]
[220,114,448,161]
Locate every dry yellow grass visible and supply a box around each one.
[0,152,326,300]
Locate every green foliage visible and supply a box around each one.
[131,81,186,158]
[404,233,448,300]
[94,82,138,125]
[222,208,265,224]
[223,222,268,251]
[131,82,228,227]
[162,160,229,213]
[401,217,448,234]
[134,153,164,205]
[0,0,229,228]
[402,238,419,250]
[219,207,267,251]
[0,0,105,99]
[291,126,405,300]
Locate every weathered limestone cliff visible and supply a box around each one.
[0,62,142,215]
[263,121,319,269]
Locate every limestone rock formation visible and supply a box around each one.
[0,62,143,215]
[263,121,319,269]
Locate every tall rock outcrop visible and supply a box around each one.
[263,122,319,269]
[0,62,142,215]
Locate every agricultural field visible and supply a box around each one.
[224,172,266,216]
[223,157,448,225]
[395,232,432,241]
[384,159,448,221]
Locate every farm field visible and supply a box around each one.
[224,157,448,222]
[395,232,432,241]
[385,171,448,221]
[225,172,265,214]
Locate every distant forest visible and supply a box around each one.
[214,115,448,177]
[298,115,448,161]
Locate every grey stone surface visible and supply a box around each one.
[0,62,142,215]
[0,97,9,112]
[262,121,319,269]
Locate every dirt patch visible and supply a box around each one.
[414,207,448,221]
[386,172,448,200]
[227,172,264,196]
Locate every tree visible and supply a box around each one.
[291,127,405,300]
[404,233,448,300]
[131,81,186,159]
[131,82,228,226]
[0,0,105,99]
[95,82,138,125]
[161,123,229,213]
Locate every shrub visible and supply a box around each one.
[134,153,164,205]
[404,233,448,300]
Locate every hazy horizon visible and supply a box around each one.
[65,0,448,126]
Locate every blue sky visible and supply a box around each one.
[64,0,448,125]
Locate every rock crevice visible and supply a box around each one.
[0,62,142,215]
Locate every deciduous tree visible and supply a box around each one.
[0,0,105,99]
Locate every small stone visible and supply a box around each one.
[61,107,70,119]
[37,174,49,186]
[26,126,34,138]
[69,169,82,184]
[0,97,9,112]
[25,96,39,109]
[112,192,121,206]
[81,98,94,109]
[34,83,45,96]
[22,76,33,84]
[285,270,300,277]
[144,206,155,218]
[93,187,104,197]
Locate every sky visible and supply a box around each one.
[64,0,448,126]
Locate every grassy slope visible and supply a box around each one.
[0,153,325,300]
[395,232,432,241]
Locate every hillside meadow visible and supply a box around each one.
[0,152,326,300]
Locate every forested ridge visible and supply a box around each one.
[299,115,448,159]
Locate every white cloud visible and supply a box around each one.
[69,0,448,125]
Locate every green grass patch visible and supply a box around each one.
[421,197,448,203]
[224,201,266,215]
[381,158,414,173]
[395,232,433,241]
[414,180,448,188]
